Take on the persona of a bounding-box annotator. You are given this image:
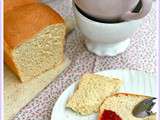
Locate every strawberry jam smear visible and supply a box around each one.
[99,110,122,120]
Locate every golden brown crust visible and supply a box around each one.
[4,3,64,49]
[4,0,39,13]
[4,41,20,76]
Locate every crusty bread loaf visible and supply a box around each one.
[99,93,156,120]
[4,0,39,13]
[4,3,66,82]
[66,73,123,115]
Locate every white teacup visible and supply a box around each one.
[73,4,143,56]
[74,0,152,21]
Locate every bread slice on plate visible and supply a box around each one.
[99,93,156,120]
[4,3,66,82]
[66,73,123,115]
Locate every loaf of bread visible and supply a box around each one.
[4,3,66,82]
[4,0,39,13]
[66,73,122,115]
[99,93,156,120]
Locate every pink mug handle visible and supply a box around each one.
[121,0,152,21]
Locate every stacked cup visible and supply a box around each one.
[73,0,152,56]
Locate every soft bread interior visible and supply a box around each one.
[12,24,65,82]
[144,115,156,120]
[66,74,122,115]
[100,94,152,120]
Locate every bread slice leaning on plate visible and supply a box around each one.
[66,73,123,115]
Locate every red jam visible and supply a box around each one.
[99,110,122,120]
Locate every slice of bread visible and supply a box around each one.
[66,73,123,115]
[99,93,156,120]
[144,115,156,120]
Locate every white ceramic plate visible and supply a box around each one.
[51,70,157,120]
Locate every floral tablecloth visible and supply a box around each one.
[13,0,156,119]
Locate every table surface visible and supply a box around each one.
[13,0,157,120]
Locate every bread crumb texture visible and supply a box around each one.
[66,73,122,115]
[12,24,65,82]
